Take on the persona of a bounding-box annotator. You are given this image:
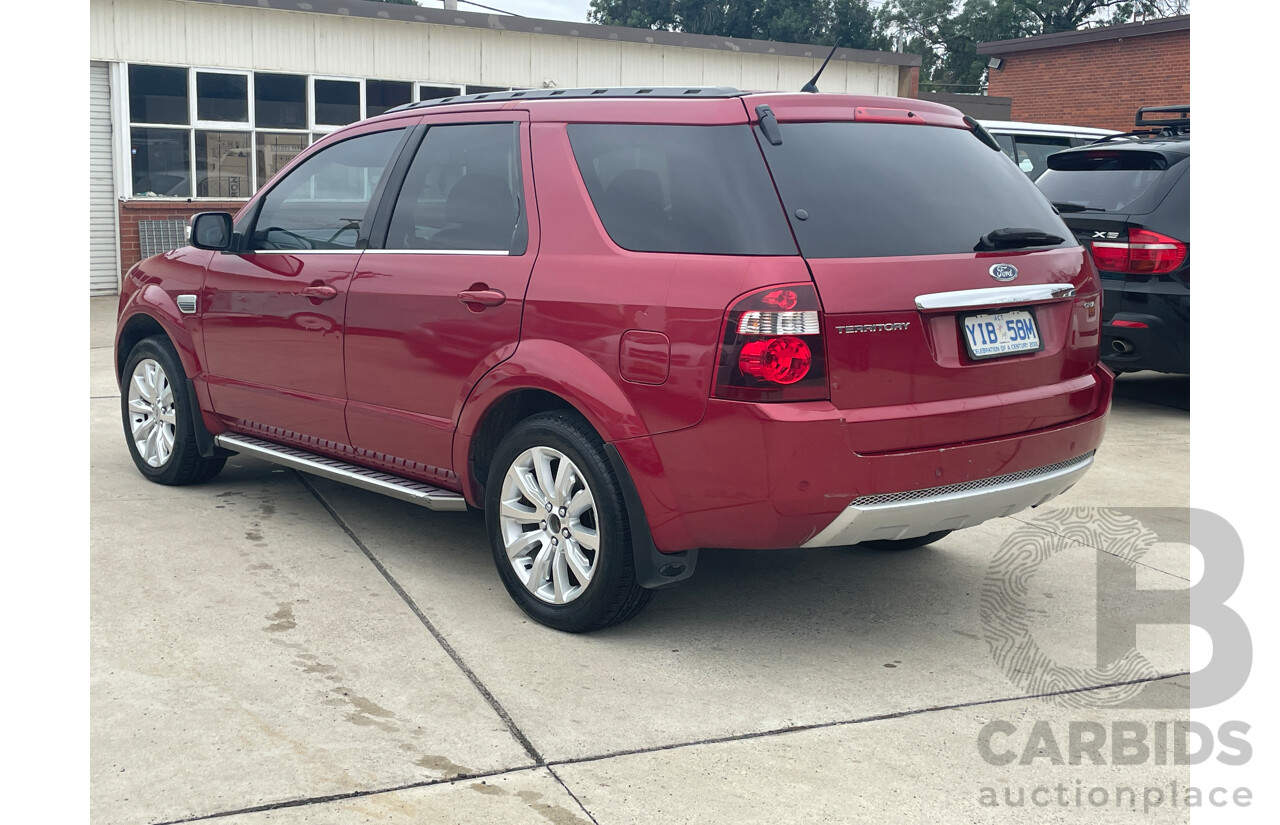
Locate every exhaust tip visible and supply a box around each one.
[1111,339,1135,355]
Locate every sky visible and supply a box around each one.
[446,0,594,22]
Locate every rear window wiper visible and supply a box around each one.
[1051,202,1108,213]
[975,227,1066,251]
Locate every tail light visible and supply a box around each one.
[713,284,828,402]
[1091,228,1187,275]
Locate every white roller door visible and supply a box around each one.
[90,62,120,295]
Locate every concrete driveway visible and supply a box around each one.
[91,297,1192,824]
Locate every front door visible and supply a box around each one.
[200,125,409,445]
[343,116,537,480]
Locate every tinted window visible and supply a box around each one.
[568,124,795,256]
[251,129,403,251]
[1012,135,1073,180]
[1038,150,1186,215]
[315,79,360,127]
[366,80,412,117]
[131,127,191,197]
[255,73,307,129]
[129,65,188,125]
[196,72,248,122]
[385,123,525,253]
[759,122,1072,259]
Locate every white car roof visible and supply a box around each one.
[978,120,1120,137]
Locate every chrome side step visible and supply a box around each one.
[214,433,468,512]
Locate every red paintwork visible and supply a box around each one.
[116,91,1111,554]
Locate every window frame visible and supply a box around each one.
[310,74,365,133]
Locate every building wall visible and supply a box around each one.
[91,0,907,97]
[985,29,1188,132]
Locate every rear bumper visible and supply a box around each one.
[1100,275,1189,374]
[800,451,1094,547]
[614,365,1112,552]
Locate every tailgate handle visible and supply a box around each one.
[915,284,1076,311]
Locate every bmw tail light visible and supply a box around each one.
[1091,229,1187,275]
[713,284,828,402]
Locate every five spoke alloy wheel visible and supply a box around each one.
[128,358,177,468]
[499,446,600,605]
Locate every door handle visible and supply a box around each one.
[300,285,338,300]
[457,288,506,308]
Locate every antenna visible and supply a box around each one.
[801,43,840,93]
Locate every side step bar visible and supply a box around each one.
[214,433,468,512]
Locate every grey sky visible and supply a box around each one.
[448,1,593,22]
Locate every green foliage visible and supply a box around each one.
[587,1,887,50]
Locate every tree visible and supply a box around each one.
[881,0,1190,90]
[587,1,887,50]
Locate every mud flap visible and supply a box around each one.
[603,443,697,590]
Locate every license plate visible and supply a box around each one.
[961,309,1043,360]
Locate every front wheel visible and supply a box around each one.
[485,411,651,632]
[121,336,226,485]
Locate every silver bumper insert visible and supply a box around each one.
[801,451,1095,548]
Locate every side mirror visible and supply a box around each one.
[190,212,234,251]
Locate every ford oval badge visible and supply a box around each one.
[990,263,1018,282]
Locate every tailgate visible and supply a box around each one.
[751,105,1104,452]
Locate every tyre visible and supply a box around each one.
[858,530,951,551]
[121,336,226,485]
[485,410,651,632]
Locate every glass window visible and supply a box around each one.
[196,131,251,197]
[465,85,509,95]
[385,123,524,253]
[129,65,189,125]
[366,80,412,117]
[255,73,308,129]
[1012,135,1073,180]
[758,122,1073,259]
[567,124,796,255]
[196,72,248,123]
[250,129,403,251]
[256,132,310,188]
[1038,151,1187,215]
[419,84,462,102]
[315,79,361,127]
[131,127,192,197]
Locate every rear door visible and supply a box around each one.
[752,99,1103,453]
[342,113,536,479]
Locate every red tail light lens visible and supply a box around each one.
[738,336,813,384]
[1091,228,1187,275]
[714,284,827,402]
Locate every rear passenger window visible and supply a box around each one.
[568,124,795,256]
[250,128,403,251]
[385,123,525,253]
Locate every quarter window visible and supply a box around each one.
[250,129,403,251]
[385,123,525,253]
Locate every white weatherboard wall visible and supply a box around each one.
[90,61,120,297]
[90,0,906,95]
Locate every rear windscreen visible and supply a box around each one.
[568,124,796,255]
[758,122,1073,258]
[1037,151,1186,215]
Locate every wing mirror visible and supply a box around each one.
[189,212,235,251]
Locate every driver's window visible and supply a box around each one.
[250,128,403,251]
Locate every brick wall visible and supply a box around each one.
[119,199,248,276]
[985,29,1189,132]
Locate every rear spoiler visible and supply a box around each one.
[1135,105,1189,129]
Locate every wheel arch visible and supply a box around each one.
[115,285,202,386]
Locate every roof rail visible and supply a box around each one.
[1136,104,1189,128]
[387,86,747,114]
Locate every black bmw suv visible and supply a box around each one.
[1036,106,1189,374]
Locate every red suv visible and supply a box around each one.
[116,87,1112,632]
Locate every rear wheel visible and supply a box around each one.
[485,411,651,632]
[121,336,226,485]
[859,530,951,551]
